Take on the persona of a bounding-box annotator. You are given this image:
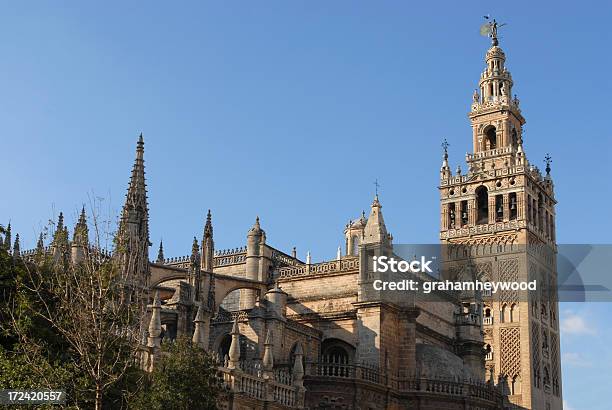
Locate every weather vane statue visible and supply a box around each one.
[480,15,506,46]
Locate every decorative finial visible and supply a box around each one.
[373,179,381,199]
[544,154,552,176]
[157,240,165,263]
[480,16,506,46]
[441,138,449,160]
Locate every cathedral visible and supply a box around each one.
[10,25,562,410]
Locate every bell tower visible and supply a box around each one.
[439,21,562,410]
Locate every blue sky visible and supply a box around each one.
[0,1,610,408]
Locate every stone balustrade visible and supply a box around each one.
[306,361,501,402]
[278,256,359,279]
[218,364,302,408]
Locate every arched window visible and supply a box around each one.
[510,303,519,322]
[500,304,507,323]
[321,339,354,377]
[476,186,489,225]
[485,127,497,150]
[484,344,493,361]
[483,307,492,324]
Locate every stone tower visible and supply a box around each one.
[116,134,151,288]
[439,28,562,410]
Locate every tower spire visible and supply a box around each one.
[189,237,202,300]
[71,207,89,264]
[362,194,392,246]
[201,209,214,271]
[73,206,89,246]
[468,20,524,172]
[441,138,451,179]
[116,135,151,286]
[156,240,165,263]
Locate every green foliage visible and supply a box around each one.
[134,337,221,410]
[0,232,146,409]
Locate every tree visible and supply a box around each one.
[2,211,148,410]
[134,336,221,410]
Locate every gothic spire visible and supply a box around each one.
[116,135,151,286]
[51,213,69,259]
[56,212,64,234]
[201,210,214,272]
[120,134,150,244]
[204,209,213,239]
[192,236,199,254]
[73,206,89,246]
[362,195,392,246]
[189,236,202,300]
[156,240,165,263]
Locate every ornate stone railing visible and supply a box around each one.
[215,246,247,256]
[306,362,500,402]
[162,255,190,268]
[273,382,297,407]
[441,164,528,185]
[214,251,246,267]
[466,146,514,162]
[455,312,481,326]
[278,256,359,279]
[470,95,521,115]
[211,309,250,324]
[218,365,302,408]
[440,219,525,239]
[238,372,266,400]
